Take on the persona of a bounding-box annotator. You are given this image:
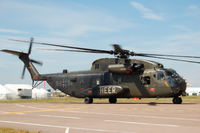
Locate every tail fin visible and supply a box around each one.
[1,38,43,80]
[1,49,41,80]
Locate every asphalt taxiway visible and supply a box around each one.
[0,102,200,133]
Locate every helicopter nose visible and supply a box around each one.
[171,86,180,94]
[171,81,186,95]
[180,82,187,92]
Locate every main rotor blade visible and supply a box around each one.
[36,48,108,53]
[9,39,200,62]
[142,55,200,64]
[134,53,200,59]
[9,39,113,54]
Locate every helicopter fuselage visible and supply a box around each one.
[41,58,186,100]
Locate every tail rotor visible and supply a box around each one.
[21,38,33,79]
[21,38,42,79]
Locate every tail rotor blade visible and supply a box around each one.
[31,59,43,66]
[28,38,33,55]
[21,65,26,79]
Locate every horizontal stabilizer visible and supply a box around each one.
[1,49,28,56]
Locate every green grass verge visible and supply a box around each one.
[0,96,200,103]
[0,128,39,133]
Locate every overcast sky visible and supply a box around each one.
[0,0,200,88]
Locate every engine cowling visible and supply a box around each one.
[108,63,144,75]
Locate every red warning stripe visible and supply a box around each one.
[88,90,92,94]
[150,88,155,91]
[33,76,38,80]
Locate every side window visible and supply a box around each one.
[96,78,100,85]
[118,77,122,83]
[141,76,150,85]
[95,64,99,69]
[80,79,84,85]
[157,71,165,80]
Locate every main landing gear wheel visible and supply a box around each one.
[172,97,182,104]
[84,97,93,104]
[109,98,117,103]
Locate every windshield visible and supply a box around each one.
[157,71,165,80]
[167,77,179,85]
[165,70,180,86]
[165,70,180,78]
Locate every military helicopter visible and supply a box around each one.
[1,38,200,104]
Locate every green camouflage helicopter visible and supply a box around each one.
[1,38,200,104]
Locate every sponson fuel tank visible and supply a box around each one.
[80,85,129,98]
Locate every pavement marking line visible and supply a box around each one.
[15,104,26,107]
[0,120,136,133]
[141,108,200,112]
[15,104,200,113]
[16,113,25,115]
[105,120,179,127]
[15,104,49,110]
[81,106,200,112]
[65,127,69,133]
[61,110,200,122]
[0,111,9,113]
[0,107,82,115]
[28,106,48,109]
[1,111,25,115]
[40,115,81,119]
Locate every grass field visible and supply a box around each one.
[0,96,200,103]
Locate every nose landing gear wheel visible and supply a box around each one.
[84,97,93,104]
[173,97,182,104]
[109,98,117,103]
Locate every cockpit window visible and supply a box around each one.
[157,71,165,80]
[165,71,172,76]
[167,77,179,85]
[165,71,180,78]
[141,76,150,85]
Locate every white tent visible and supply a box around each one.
[5,84,32,92]
[32,88,51,99]
[5,84,32,99]
[0,84,17,100]
[186,87,200,96]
